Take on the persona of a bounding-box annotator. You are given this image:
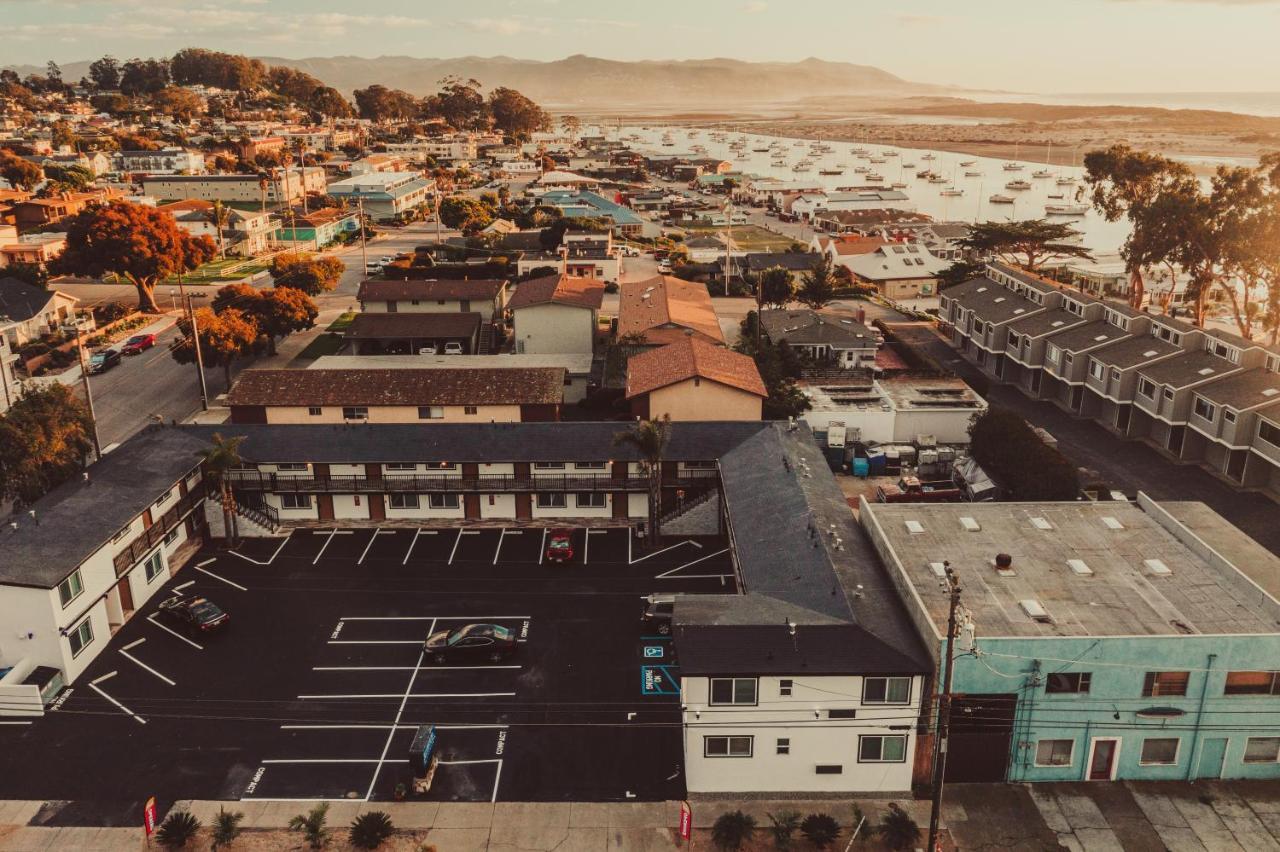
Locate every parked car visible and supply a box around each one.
[157,593,230,633]
[119,333,157,355]
[640,594,675,635]
[422,623,517,663]
[442,342,464,355]
[379,255,395,266]
[365,261,383,274]
[88,348,122,374]
[544,528,575,563]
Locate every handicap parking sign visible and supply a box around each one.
[643,646,664,658]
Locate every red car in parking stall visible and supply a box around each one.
[544,528,574,563]
[120,333,157,355]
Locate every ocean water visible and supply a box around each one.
[963,90,1280,118]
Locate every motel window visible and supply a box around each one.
[704,736,753,758]
[1244,737,1280,763]
[683,460,716,469]
[428,494,459,509]
[575,493,606,509]
[68,616,94,658]
[710,678,758,706]
[1224,671,1280,696]
[1034,739,1074,767]
[143,551,165,583]
[389,493,420,509]
[385,463,417,471]
[1140,738,1180,766]
[575,462,608,470]
[280,493,312,510]
[418,406,444,420]
[1143,671,1190,697]
[1162,388,1174,402]
[163,528,180,547]
[857,735,907,763]
[1137,377,1157,399]
[463,406,478,415]
[277,463,308,471]
[57,570,84,608]
[1192,397,1216,421]
[863,677,912,704]
[536,493,567,509]
[1045,673,1092,695]
[154,490,172,507]
[776,738,790,755]
[534,462,565,470]
[343,406,369,421]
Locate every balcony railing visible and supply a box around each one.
[111,487,206,576]
[224,470,717,494]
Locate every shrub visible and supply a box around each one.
[289,802,330,849]
[968,407,1079,500]
[211,807,243,850]
[350,811,395,849]
[800,812,841,849]
[767,809,802,849]
[711,810,757,850]
[878,803,921,851]
[155,810,201,848]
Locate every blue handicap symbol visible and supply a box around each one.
[643,646,664,658]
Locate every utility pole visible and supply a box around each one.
[927,564,963,852]
[722,196,734,297]
[357,196,368,274]
[185,294,209,411]
[298,144,309,215]
[434,191,443,246]
[73,319,102,460]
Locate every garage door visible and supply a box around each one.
[945,693,1016,783]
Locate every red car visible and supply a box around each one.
[544,528,575,563]
[120,333,157,355]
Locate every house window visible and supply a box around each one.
[308,406,322,416]
[1224,671,1280,696]
[1034,739,1074,767]
[710,678,758,706]
[389,493,420,509]
[68,616,94,658]
[863,677,912,704]
[418,406,444,420]
[828,709,858,719]
[1045,672,1092,694]
[779,679,793,697]
[857,735,907,763]
[776,738,790,755]
[464,405,478,415]
[536,493,567,509]
[280,493,312,510]
[1162,387,1174,402]
[163,527,180,547]
[385,301,397,312]
[1261,420,1280,448]
[154,490,173,507]
[683,460,716,469]
[276,463,308,471]
[815,765,843,774]
[143,551,165,582]
[1192,397,1216,421]
[385,463,417,471]
[1143,671,1190,697]
[575,492,606,508]
[1244,737,1280,763]
[1089,359,1106,381]
[704,736,753,758]
[1224,409,1237,424]
[575,462,608,470]
[57,570,85,608]
[1137,377,1156,399]
[343,406,369,421]
[1046,344,1060,365]
[428,494,459,509]
[1140,738,1180,766]
[533,462,565,470]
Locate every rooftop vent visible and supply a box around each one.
[1067,559,1094,576]
[1197,367,1215,376]
[1030,517,1053,531]
[1020,599,1052,623]
[976,286,988,293]
[1143,350,1159,357]
[1144,558,1172,576]
[905,520,924,534]
[994,553,1016,577]
[929,561,948,578]
[960,516,981,532]
[1094,334,1109,341]
[1051,320,1064,327]
[1013,308,1026,315]
[1101,516,1124,530]
[994,297,1006,303]
[1264,388,1279,397]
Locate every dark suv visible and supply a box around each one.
[640,594,674,635]
[157,593,229,633]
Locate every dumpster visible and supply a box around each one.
[866,449,886,475]
[852,457,870,477]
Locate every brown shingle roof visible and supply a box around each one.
[626,336,766,399]
[357,279,507,303]
[618,275,724,345]
[344,312,481,340]
[227,367,565,407]
[507,273,605,311]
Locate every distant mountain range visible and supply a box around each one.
[6,54,941,108]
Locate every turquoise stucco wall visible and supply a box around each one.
[947,634,1280,782]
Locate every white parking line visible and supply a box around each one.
[493,528,522,565]
[358,528,382,565]
[119,640,176,686]
[448,528,479,563]
[654,547,731,578]
[230,535,290,566]
[630,537,701,565]
[195,566,248,591]
[299,692,517,700]
[90,671,117,686]
[263,759,406,765]
[365,618,431,801]
[312,529,339,565]
[337,615,532,621]
[196,558,216,568]
[173,581,195,592]
[539,528,547,565]
[146,613,203,650]
[585,528,608,564]
[314,665,522,672]
[403,528,437,564]
[122,638,146,650]
[0,721,32,726]
[281,724,404,730]
[328,640,421,645]
[88,679,146,725]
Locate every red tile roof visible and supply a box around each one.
[507,273,604,311]
[357,279,507,303]
[625,336,766,399]
[618,275,724,345]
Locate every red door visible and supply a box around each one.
[368,494,386,521]
[1089,741,1117,780]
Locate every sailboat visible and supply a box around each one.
[1032,141,1054,178]
[1003,142,1024,172]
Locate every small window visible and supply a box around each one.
[1137,377,1156,399]
[776,738,790,755]
[576,461,609,470]
[536,493,567,509]
[815,764,843,774]
[154,490,173,507]
[828,709,858,719]
[308,406,323,416]
[1193,397,1216,421]
[863,677,912,705]
[857,735,907,763]
[57,570,84,608]
[1244,737,1280,763]
[463,405,478,415]
[682,460,716,469]
[428,493,459,509]
[1140,738,1180,766]
[1143,671,1190,697]
[779,679,793,697]
[280,493,312,510]
[1035,739,1074,767]
[1224,671,1280,696]
[68,616,94,657]
[575,492,606,508]
[418,406,444,420]
[143,551,165,582]
[1046,672,1091,694]
[342,406,369,421]
[704,736,753,757]
[389,493,420,509]
[710,678,758,706]
[1223,409,1237,423]
[163,527,180,547]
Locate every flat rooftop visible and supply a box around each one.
[864,499,1280,639]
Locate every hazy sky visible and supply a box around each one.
[7,0,1280,93]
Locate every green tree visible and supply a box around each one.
[353,84,418,122]
[938,259,986,291]
[0,148,43,190]
[612,416,671,546]
[50,119,77,151]
[711,810,756,851]
[269,251,344,295]
[54,201,216,313]
[119,58,170,96]
[877,803,921,851]
[488,87,550,142]
[439,195,496,234]
[0,384,95,506]
[736,312,811,420]
[4,261,48,289]
[349,811,395,849]
[155,811,201,849]
[560,114,582,138]
[958,219,1093,271]
[42,163,94,192]
[210,807,244,851]
[88,56,121,90]
[796,254,835,309]
[968,407,1079,500]
[289,802,330,850]
[171,306,259,388]
[427,76,488,130]
[757,265,794,309]
[151,86,205,121]
[767,810,802,850]
[213,283,317,354]
[197,433,245,548]
[800,813,840,850]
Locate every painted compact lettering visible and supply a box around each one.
[244,766,265,795]
[330,621,344,640]
[520,620,530,639]
[495,730,507,755]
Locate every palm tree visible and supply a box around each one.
[206,200,230,260]
[613,415,671,547]
[198,433,245,548]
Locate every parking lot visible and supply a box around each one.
[0,526,733,824]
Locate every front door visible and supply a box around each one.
[116,576,134,614]
[368,494,386,521]
[1195,738,1228,780]
[317,494,335,521]
[1088,738,1119,780]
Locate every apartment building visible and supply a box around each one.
[143,168,325,205]
[115,147,206,175]
[508,273,604,355]
[940,262,1280,496]
[325,172,435,222]
[357,278,509,323]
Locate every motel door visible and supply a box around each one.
[1088,739,1119,780]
